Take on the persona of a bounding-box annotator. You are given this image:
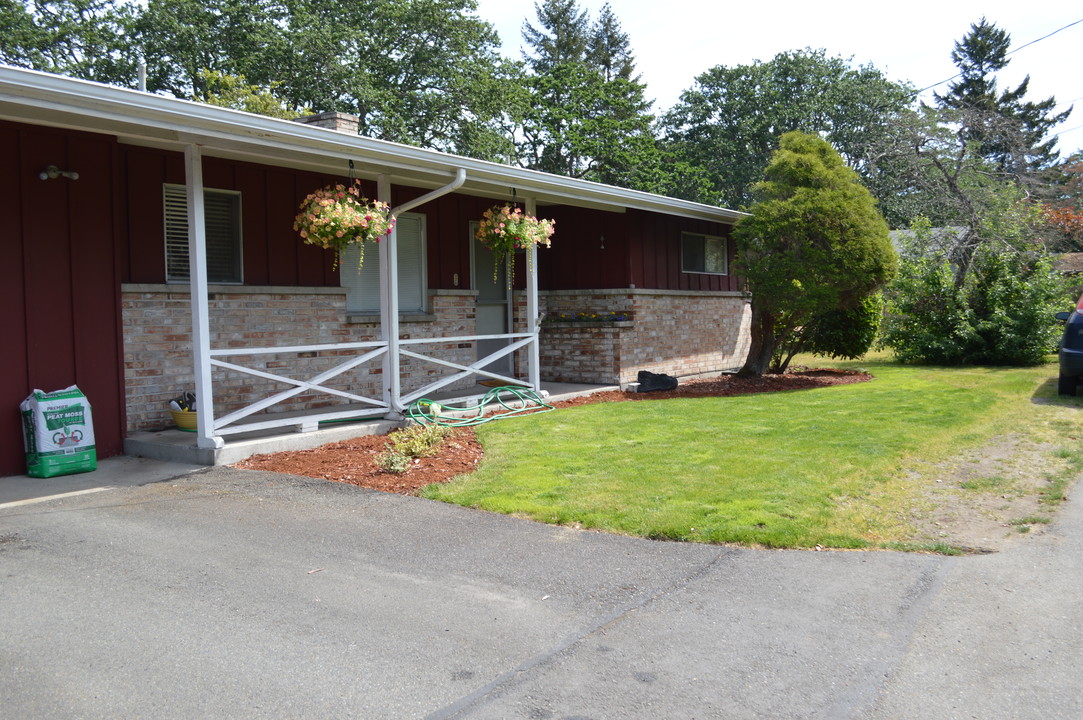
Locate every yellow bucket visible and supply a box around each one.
[170,409,198,430]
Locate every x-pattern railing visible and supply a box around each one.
[202,332,537,436]
[399,332,535,405]
[208,339,390,435]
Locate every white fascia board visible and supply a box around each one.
[0,66,747,224]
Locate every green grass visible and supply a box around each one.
[959,475,1010,491]
[420,353,1081,550]
[1042,446,1083,506]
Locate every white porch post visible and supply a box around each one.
[184,144,223,449]
[378,174,403,416]
[524,197,542,392]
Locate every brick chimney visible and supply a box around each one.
[292,111,360,135]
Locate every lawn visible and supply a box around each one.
[420,354,1083,551]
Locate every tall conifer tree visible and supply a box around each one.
[518,0,661,189]
[935,17,1071,176]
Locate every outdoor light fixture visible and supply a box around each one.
[39,165,79,181]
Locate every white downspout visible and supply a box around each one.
[377,174,399,417]
[524,197,542,392]
[184,144,223,450]
[381,168,467,417]
[394,168,466,215]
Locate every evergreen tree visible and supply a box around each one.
[935,17,1072,177]
[587,2,634,82]
[734,131,896,376]
[518,0,661,189]
[521,0,590,72]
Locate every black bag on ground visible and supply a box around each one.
[636,370,678,393]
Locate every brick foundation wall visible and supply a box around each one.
[528,289,750,385]
[121,285,477,431]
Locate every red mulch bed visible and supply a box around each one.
[233,368,871,494]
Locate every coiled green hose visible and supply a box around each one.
[406,386,554,427]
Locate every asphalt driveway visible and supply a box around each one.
[2,461,1081,718]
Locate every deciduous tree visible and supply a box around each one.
[661,49,913,210]
[0,0,138,84]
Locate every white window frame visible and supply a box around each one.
[341,211,427,313]
[164,184,243,284]
[681,231,728,275]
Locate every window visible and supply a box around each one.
[681,231,728,275]
[340,212,426,313]
[164,184,242,283]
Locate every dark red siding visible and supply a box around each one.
[0,121,125,475]
[120,148,353,286]
[407,191,501,291]
[535,205,629,290]
[627,209,739,292]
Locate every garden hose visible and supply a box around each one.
[406,385,554,427]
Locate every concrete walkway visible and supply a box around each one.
[1,459,1080,718]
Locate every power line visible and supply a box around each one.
[915,16,1083,96]
[1053,122,1083,139]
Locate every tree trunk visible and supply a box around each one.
[737,302,776,377]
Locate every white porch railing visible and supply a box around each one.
[197,331,538,438]
[399,332,535,405]
[207,340,390,436]
[183,145,541,449]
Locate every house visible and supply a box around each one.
[0,66,750,476]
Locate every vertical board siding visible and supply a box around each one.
[124,148,169,283]
[21,130,77,390]
[115,148,740,296]
[538,206,629,290]
[627,209,738,292]
[0,123,29,475]
[265,168,301,286]
[235,164,269,285]
[0,121,124,474]
[68,134,124,456]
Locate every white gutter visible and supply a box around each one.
[392,168,466,216]
[0,66,746,224]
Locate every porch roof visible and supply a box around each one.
[0,65,745,223]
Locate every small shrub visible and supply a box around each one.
[389,424,452,457]
[376,424,453,474]
[376,450,412,474]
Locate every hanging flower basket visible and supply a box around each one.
[294,180,396,270]
[476,204,555,285]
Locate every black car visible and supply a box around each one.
[1056,300,1083,395]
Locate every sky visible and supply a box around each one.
[473,0,1083,157]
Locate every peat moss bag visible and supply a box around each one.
[20,385,97,478]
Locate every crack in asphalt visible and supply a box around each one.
[818,560,955,720]
[425,547,736,720]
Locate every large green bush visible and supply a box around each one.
[881,221,1064,365]
[802,293,885,360]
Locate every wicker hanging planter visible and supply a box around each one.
[294,180,396,270]
[475,204,555,286]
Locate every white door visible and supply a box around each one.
[472,223,512,375]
